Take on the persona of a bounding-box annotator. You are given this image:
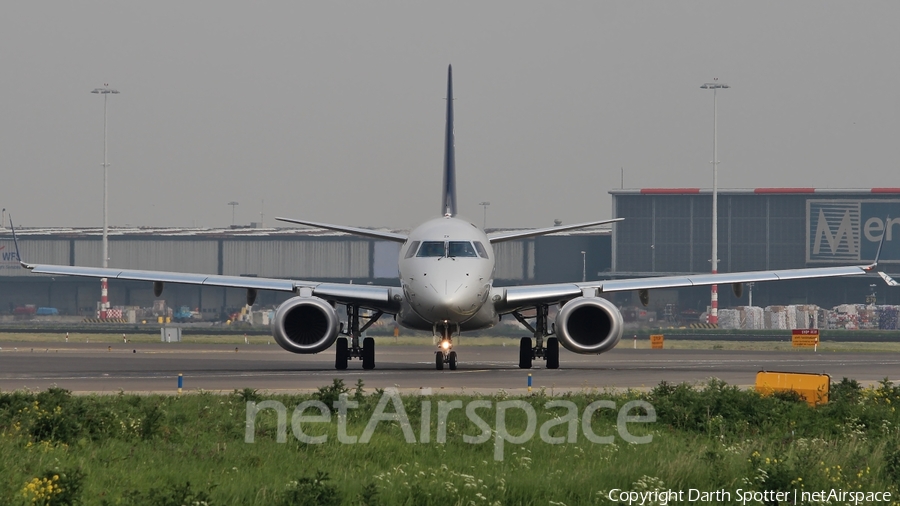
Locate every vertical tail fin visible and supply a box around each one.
[441,65,457,217]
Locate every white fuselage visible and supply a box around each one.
[397,216,498,331]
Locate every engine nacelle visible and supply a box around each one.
[555,297,623,354]
[272,296,340,354]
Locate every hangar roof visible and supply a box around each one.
[610,187,900,195]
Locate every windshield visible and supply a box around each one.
[448,241,477,257]
[416,241,445,257]
[415,241,482,258]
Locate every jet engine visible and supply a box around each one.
[555,297,623,354]
[272,296,340,354]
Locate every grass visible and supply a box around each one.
[2,378,900,504]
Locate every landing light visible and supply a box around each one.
[441,341,450,350]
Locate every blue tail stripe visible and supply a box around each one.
[441,65,457,217]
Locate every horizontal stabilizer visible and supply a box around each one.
[276,217,408,243]
[488,218,623,243]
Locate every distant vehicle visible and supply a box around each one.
[173,306,199,322]
[35,307,59,316]
[13,305,36,315]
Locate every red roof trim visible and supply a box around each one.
[639,188,700,194]
[871,188,900,194]
[753,188,815,194]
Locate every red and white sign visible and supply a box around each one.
[792,328,819,347]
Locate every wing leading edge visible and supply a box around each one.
[275,217,407,243]
[22,262,400,311]
[488,218,623,243]
[12,219,398,313]
[497,263,878,312]
[498,220,893,311]
[10,215,399,310]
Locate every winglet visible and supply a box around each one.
[441,64,457,217]
[8,216,31,270]
[866,216,890,271]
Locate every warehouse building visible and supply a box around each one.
[609,188,900,311]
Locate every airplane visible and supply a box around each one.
[11,65,893,371]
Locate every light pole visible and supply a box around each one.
[581,251,587,282]
[92,85,119,319]
[479,201,490,229]
[228,201,239,226]
[701,80,729,325]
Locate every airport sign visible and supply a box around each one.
[807,199,900,263]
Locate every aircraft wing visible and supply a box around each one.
[275,217,408,243]
[11,216,400,312]
[496,263,878,312]
[21,263,400,312]
[488,218,623,243]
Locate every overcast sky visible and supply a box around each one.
[2,2,898,230]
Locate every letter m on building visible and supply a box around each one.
[808,201,860,262]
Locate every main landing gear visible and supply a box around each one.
[434,321,459,371]
[512,305,559,370]
[335,305,383,370]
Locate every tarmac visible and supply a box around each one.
[1,342,898,394]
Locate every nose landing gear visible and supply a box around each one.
[434,321,459,371]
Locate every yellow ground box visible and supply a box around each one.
[755,371,830,406]
[650,334,664,349]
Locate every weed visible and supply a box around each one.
[357,482,379,506]
[886,447,900,484]
[315,379,349,406]
[354,379,366,402]
[140,403,166,441]
[280,471,339,506]
[112,481,214,506]
[20,468,85,506]
[234,388,262,403]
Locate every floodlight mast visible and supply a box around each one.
[700,81,729,325]
[479,201,490,229]
[91,86,119,319]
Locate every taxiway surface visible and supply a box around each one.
[1,342,898,393]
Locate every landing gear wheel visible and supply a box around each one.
[335,337,349,370]
[546,337,559,369]
[435,351,444,370]
[448,351,458,370]
[362,337,375,370]
[519,337,533,369]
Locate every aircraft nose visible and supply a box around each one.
[410,277,486,320]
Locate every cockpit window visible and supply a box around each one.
[414,240,484,258]
[404,241,421,259]
[448,241,478,258]
[416,241,446,257]
[473,241,489,259]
